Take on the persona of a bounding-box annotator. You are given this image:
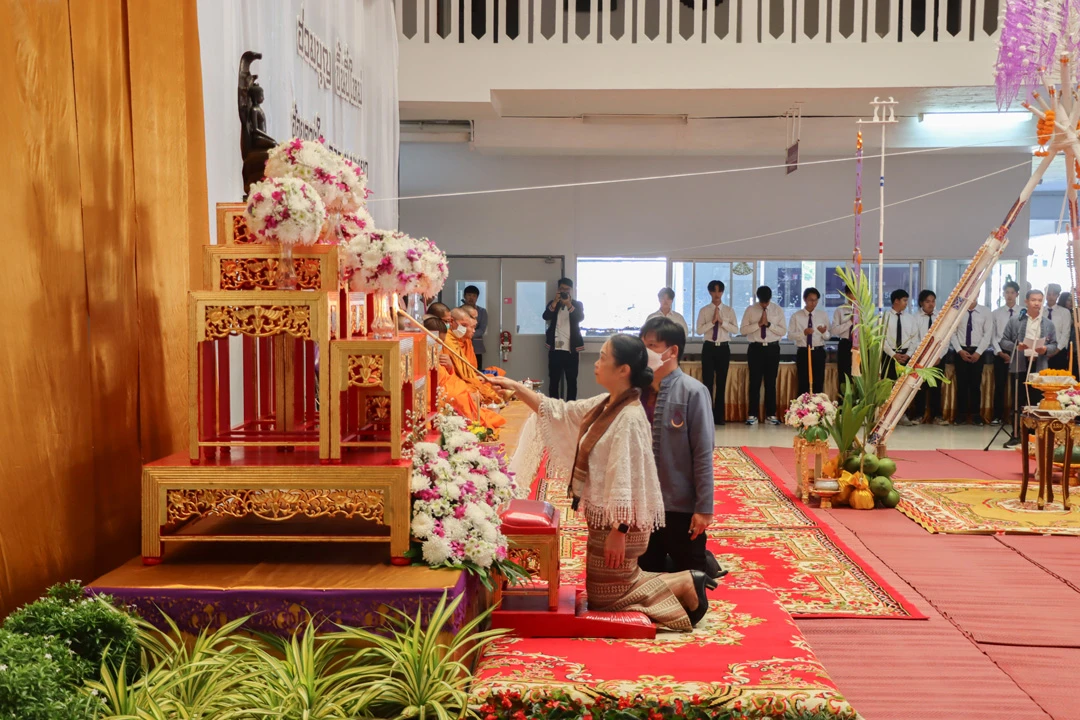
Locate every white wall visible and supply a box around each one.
[399,144,1032,266]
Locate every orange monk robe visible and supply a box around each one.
[444,332,501,404]
[464,337,478,369]
[436,364,505,429]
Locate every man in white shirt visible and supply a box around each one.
[911,290,949,426]
[647,287,690,337]
[991,281,1021,425]
[740,285,787,425]
[882,289,918,381]
[951,300,993,426]
[1042,283,1072,370]
[788,287,829,396]
[830,285,855,392]
[695,280,739,425]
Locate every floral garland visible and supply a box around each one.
[410,412,519,582]
[337,208,375,242]
[345,229,448,297]
[244,177,326,247]
[1057,387,1080,414]
[264,137,368,215]
[784,392,837,442]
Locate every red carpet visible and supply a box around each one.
[740,448,924,620]
[940,448,1026,482]
[769,445,998,481]
[474,584,854,712]
[980,645,1080,720]
[995,535,1080,592]
[798,618,1057,720]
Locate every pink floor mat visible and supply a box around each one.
[996,535,1080,591]
[979,644,1080,720]
[940,448,1026,482]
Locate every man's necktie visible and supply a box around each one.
[1009,307,1014,319]
[712,307,718,342]
[807,312,813,345]
[927,314,933,330]
[966,310,974,347]
[1049,308,1053,321]
[895,312,903,349]
[761,309,767,340]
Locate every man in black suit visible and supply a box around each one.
[543,277,585,400]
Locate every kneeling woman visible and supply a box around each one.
[488,335,714,631]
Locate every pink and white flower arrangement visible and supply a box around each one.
[244,177,326,247]
[345,230,449,297]
[337,208,375,242]
[410,413,519,577]
[1057,387,1080,415]
[784,392,838,442]
[264,137,368,215]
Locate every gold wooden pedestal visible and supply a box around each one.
[1020,410,1074,510]
[141,454,412,564]
[495,532,561,612]
[794,437,830,503]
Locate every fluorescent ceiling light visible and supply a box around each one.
[918,112,1031,129]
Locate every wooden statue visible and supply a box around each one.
[238,51,276,197]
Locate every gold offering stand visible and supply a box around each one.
[793,436,830,503]
[142,203,429,566]
[1019,407,1075,510]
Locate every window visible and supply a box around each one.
[825,261,921,310]
[515,282,548,335]
[957,259,1021,308]
[760,261,818,323]
[673,261,757,336]
[577,257,667,336]
[454,280,487,308]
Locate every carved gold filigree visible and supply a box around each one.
[348,354,384,387]
[427,342,439,372]
[219,258,323,291]
[204,305,312,340]
[507,547,543,577]
[165,488,385,523]
[232,214,257,244]
[366,396,391,425]
[401,351,413,381]
[414,383,427,414]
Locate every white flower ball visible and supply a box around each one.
[422,537,454,566]
[411,513,435,539]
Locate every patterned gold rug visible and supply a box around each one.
[895,480,1080,536]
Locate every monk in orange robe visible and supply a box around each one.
[434,309,505,428]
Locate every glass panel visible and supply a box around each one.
[871,263,921,311]
[672,261,694,332]
[515,281,549,335]
[1027,233,1073,297]
[987,260,1019,309]
[762,261,805,323]
[577,257,667,335]
[455,280,487,308]
[692,262,731,332]
[728,262,756,324]
[823,262,850,310]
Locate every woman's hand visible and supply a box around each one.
[485,375,517,391]
[604,529,626,568]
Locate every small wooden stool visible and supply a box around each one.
[794,437,830,503]
[495,499,560,611]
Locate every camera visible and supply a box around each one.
[559,291,570,300]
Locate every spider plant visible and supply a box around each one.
[332,592,509,720]
[229,618,377,720]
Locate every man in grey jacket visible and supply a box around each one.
[999,288,1057,447]
[463,285,488,369]
[637,317,722,578]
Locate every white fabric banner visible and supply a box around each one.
[197,0,399,240]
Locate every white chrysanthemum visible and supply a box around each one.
[442,517,467,541]
[410,472,432,493]
[411,513,435,539]
[413,442,440,461]
[476,519,499,543]
[465,538,495,568]
[421,537,453,566]
[464,503,489,523]
[244,177,326,247]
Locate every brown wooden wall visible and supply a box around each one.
[0,0,208,616]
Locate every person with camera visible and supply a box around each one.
[544,277,585,400]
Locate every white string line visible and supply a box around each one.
[373,134,1037,203]
[619,160,1033,256]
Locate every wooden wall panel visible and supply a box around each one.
[0,0,98,615]
[69,0,142,573]
[127,0,209,464]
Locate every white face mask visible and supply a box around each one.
[452,324,468,338]
[646,348,667,371]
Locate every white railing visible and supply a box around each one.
[397,0,999,46]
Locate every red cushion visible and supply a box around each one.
[500,499,559,534]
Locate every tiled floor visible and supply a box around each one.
[715,422,1008,451]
